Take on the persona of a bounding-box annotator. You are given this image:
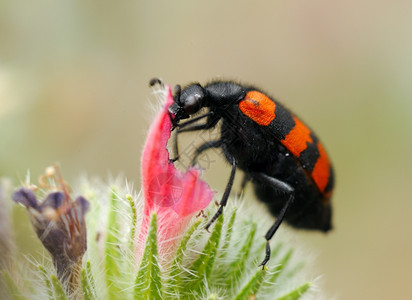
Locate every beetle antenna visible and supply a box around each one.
[149,77,164,88]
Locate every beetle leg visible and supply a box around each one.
[169,111,217,162]
[250,172,295,268]
[190,140,222,166]
[205,157,236,231]
[169,123,212,163]
[236,173,250,197]
[175,111,215,130]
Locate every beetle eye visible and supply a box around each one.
[184,94,202,114]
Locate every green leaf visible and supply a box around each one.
[233,268,266,300]
[86,261,96,294]
[38,265,53,300]
[219,207,237,258]
[188,213,224,292]
[268,248,293,284]
[165,219,202,298]
[50,275,67,300]
[126,194,137,250]
[225,221,257,286]
[134,213,162,300]
[2,269,26,300]
[104,187,122,299]
[277,282,312,300]
[81,262,95,300]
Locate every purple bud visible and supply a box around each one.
[12,188,38,208]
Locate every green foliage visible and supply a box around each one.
[277,282,312,300]
[165,219,202,297]
[233,267,266,300]
[2,182,313,300]
[225,221,257,286]
[269,248,294,284]
[219,207,237,259]
[126,194,137,251]
[2,269,25,300]
[38,265,53,300]
[134,214,162,300]
[104,187,123,300]
[50,275,67,300]
[81,261,95,300]
[187,212,224,292]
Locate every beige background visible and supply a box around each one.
[1,1,412,299]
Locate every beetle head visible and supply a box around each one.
[169,84,206,126]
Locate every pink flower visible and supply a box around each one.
[139,86,214,260]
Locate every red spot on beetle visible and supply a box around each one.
[239,91,276,126]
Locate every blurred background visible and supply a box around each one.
[1,1,411,299]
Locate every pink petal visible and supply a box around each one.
[138,86,214,260]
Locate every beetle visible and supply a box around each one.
[150,78,334,267]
